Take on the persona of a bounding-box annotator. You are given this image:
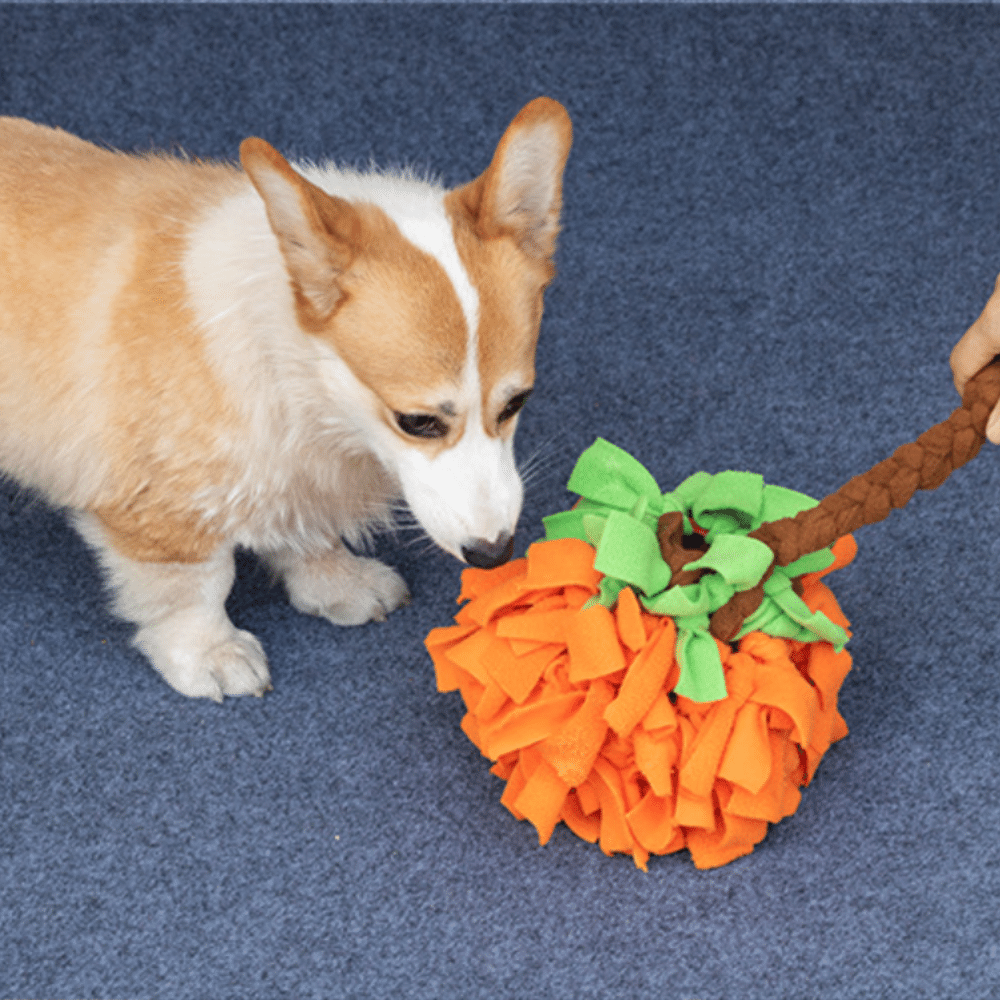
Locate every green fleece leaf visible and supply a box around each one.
[542,438,850,702]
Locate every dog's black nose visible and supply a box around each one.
[462,533,514,569]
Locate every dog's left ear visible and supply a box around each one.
[240,137,362,326]
[457,97,573,260]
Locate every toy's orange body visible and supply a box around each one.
[426,533,857,869]
[427,363,1000,869]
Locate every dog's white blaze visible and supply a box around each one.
[382,196,482,421]
[376,193,522,557]
[390,206,481,341]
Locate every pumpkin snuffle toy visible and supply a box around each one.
[425,362,1000,869]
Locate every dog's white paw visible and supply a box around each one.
[135,624,272,702]
[283,553,410,627]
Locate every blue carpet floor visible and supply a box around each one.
[3,4,1000,998]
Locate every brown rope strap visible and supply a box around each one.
[660,359,1000,643]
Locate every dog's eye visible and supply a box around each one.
[395,412,448,439]
[498,390,532,424]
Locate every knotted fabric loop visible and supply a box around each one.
[543,440,848,701]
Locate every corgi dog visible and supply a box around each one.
[0,98,572,700]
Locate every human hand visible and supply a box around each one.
[951,272,1000,443]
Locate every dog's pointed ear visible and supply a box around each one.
[240,137,360,324]
[456,97,572,260]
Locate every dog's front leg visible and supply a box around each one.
[262,541,410,627]
[73,513,271,701]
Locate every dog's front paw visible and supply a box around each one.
[322,558,410,626]
[135,624,272,702]
[282,552,410,627]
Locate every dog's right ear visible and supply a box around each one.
[455,97,573,261]
[240,137,360,327]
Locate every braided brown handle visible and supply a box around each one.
[659,359,1000,643]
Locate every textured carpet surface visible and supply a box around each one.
[3,5,1000,999]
